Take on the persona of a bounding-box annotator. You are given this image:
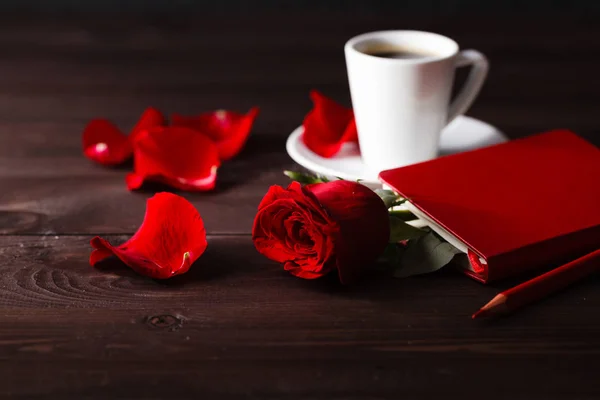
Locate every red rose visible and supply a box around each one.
[252,180,390,284]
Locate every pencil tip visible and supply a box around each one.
[472,309,490,319]
[472,294,508,319]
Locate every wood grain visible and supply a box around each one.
[0,15,596,133]
[0,130,292,234]
[0,236,599,398]
[0,12,598,399]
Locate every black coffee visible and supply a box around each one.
[364,49,436,59]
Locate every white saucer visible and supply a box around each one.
[286,115,507,188]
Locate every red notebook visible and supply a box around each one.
[379,129,600,283]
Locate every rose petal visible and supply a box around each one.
[258,182,333,226]
[82,107,165,166]
[252,181,339,280]
[90,192,207,279]
[127,126,220,192]
[308,181,390,284]
[129,107,166,142]
[82,119,132,166]
[171,107,260,161]
[284,260,332,280]
[302,90,357,158]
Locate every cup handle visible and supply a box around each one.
[446,49,489,125]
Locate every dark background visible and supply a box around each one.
[2,0,600,14]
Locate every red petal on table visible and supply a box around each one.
[301,90,357,158]
[82,119,133,166]
[171,107,259,161]
[129,107,166,142]
[126,126,220,192]
[90,192,207,279]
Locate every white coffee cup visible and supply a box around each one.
[344,30,488,172]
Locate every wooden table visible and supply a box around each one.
[0,13,598,399]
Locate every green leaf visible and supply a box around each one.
[379,242,404,264]
[389,198,408,208]
[375,189,404,209]
[389,216,427,242]
[283,170,328,184]
[388,208,417,221]
[393,232,463,278]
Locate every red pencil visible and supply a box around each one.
[472,248,600,319]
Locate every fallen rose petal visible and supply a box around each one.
[90,192,207,279]
[126,126,220,192]
[82,119,132,166]
[129,106,166,142]
[302,90,358,158]
[82,107,165,166]
[171,107,259,161]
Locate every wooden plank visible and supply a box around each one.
[0,89,598,132]
[0,16,595,144]
[0,17,595,128]
[2,235,597,321]
[0,235,599,398]
[0,131,293,235]
[0,14,595,47]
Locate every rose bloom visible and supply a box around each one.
[252,180,390,284]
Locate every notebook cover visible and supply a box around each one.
[379,129,600,283]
